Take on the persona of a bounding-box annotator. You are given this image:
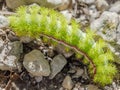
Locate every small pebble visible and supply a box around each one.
[62,75,74,90]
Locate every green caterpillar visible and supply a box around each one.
[8,5,117,86]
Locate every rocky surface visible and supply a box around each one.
[72,67,84,78]
[90,11,120,65]
[95,0,109,11]
[91,11,119,28]
[49,54,67,79]
[23,49,50,76]
[0,33,22,70]
[62,75,74,90]
[109,1,120,14]
[6,0,71,10]
[72,83,84,90]
[72,0,120,66]
[0,0,120,90]
[79,0,95,5]
[90,11,119,42]
[86,84,100,90]
[0,15,9,29]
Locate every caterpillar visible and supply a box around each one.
[8,5,117,86]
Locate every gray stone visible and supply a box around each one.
[0,15,9,29]
[55,44,74,58]
[68,69,76,74]
[95,0,109,11]
[0,41,23,70]
[60,10,72,22]
[49,54,67,79]
[90,18,103,31]
[47,0,63,5]
[35,76,43,82]
[116,23,120,45]
[104,86,113,90]
[72,68,84,78]
[6,0,68,10]
[73,83,84,90]
[23,49,50,76]
[90,11,119,42]
[86,84,100,90]
[79,0,95,5]
[10,41,23,57]
[100,11,119,26]
[109,1,120,14]
[47,46,55,57]
[7,31,19,42]
[89,5,100,21]
[85,0,95,4]
[0,29,6,52]
[0,38,4,53]
[62,75,73,90]
[6,0,26,10]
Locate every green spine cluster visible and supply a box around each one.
[8,5,117,86]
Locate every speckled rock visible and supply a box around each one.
[62,75,74,90]
[89,5,100,21]
[49,54,67,79]
[109,1,120,14]
[10,41,23,57]
[90,11,119,42]
[0,41,23,70]
[23,49,50,76]
[0,15,9,29]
